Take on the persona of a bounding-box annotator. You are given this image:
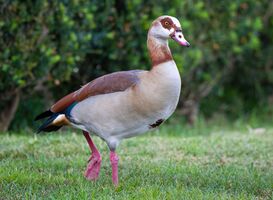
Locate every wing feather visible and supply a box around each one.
[50,70,143,113]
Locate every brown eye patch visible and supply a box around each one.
[160,17,174,30]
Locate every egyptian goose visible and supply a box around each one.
[35,15,190,186]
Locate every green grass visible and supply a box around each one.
[0,121,273,199]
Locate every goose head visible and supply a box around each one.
[149,16,190,47]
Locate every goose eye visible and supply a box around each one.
[165,22,169,26]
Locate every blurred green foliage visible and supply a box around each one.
[0,0,272,130]
[0,0,95,90]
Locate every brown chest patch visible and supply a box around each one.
[149,119,164,129]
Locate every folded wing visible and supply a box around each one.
[51,70,142,113]
[35,70,144,132]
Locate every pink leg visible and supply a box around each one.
[110,151,119,186]
[83,131,101,181]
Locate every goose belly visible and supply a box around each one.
[69,87,179,140]
[69,92,143,139]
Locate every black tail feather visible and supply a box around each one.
[35,110,54,121]
[40,125,62,132]
[37,113,61,133]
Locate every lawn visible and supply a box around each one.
[0,121,272,199]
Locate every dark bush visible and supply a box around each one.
[0,0,272,130]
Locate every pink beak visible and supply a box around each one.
[170,30,190,47]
